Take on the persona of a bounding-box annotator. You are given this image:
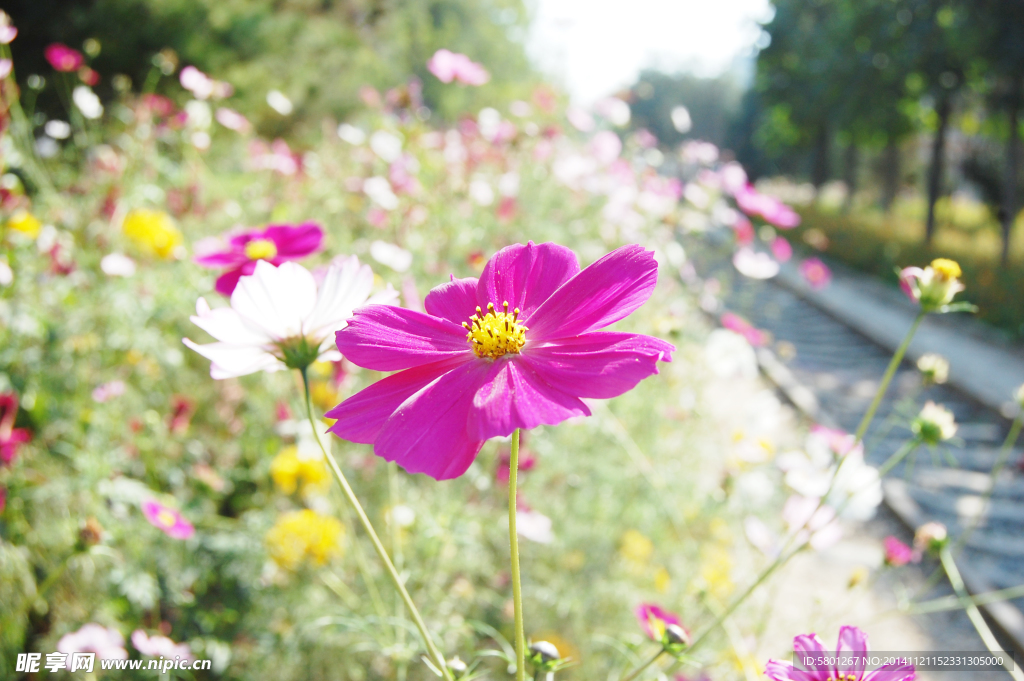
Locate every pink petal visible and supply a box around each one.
[765,659,822,681]
[327,357,469,444]
[214,268,246,296]
[476,242,580,323]
[522,332,673,398]
[424,275,480,325]
[836,625,869,659]
[526,244,659,340]
[793,634,830,676]
[374,360,494,480]
[194,250,246,268]
[262,222,323,258]
[335,305,472,371]
[468,358,590,440]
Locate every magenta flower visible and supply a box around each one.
[141,499,195,539]
[800,257,832,290]
[733,184,800,228]
[883,536,918,567]
[635,603,686,642]
[427,49,490,86]
[765,626,915,681]
[327,242,674,480]
[194,222,323,295]
[45,44,84,72]
[0,392,31,466]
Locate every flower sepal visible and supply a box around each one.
[526,640,574,676]
[277,335,325,371]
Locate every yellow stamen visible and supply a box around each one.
[156,510,177,527]
[245,238,278,261]
[463,301,527,359]
[930,258,961,281]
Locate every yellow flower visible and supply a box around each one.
[123,209,182,259]
[699,545,734,600]
[931,258,961,281]
[620,529,654,564]
[310,380,339,412]
[654,566,672,593]
[266,509,344,570]
[270,445,329,496]
[7,210,42,237]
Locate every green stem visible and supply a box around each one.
[621,649,664,681]
[300,368,451,681]
[876,437,921,478]
[388,462,408,651]
[939,546,1023,681]
[902,583,1024,615]
[853,312,924,443]
[915,412,1024,597]
[508,429,526,681]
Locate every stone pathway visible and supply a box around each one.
[685,237,1024,674]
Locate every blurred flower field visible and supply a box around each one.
[0,22,1016,681]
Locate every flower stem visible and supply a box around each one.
[939,546,1024,681]
[621,649,664,681]
[299,368,451,681]
[853,311,924,443]
[508,429,527,681]
[876,437,921,478]
[902,583,1024,615]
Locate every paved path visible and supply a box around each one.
[686,236,1024,661]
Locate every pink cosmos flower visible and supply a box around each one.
[883,536,918,567]
[57,624,128,661]
[800,257,832,290]
[635,603,686,642]
[327,242,674,480]
[0,59,11,79]
[0,392,31,466]
[194,223,324,295]
[45,44,84,72]
[733,183,801,228]
[92,379,126,403]
[765,626,915,681]
[721,312,768,347]
[215,107,251,133]
[771,236,793,262]
[131,630,194,660]
[141,499,195,539]
[427,49,490,86]
[732,217,755,246]
[0,13,17,44]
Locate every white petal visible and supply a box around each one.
[183,338,283,378]
[231,261,317,340]
[303,256,373,339]
[190,306,269,346]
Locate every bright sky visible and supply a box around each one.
[526,0,775,104]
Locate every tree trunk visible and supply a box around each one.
[811,125,830,188]
[925,96,952,244]
[843,142,859,213]
[1002,80,1021,267]
[881,138,900,212]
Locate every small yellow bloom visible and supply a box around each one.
[266,509,344,570]
[310,380,339,412]
[620,529,654,564]
[930,258,961,281]
[700,545,734,600]
[270,445,329,496]
[123,209,182,259]
[7,210,42,237]
[654,566,672,593]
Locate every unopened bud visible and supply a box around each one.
[664,623,690,647]
[528,640,560,663]
[78,517,103,547]
[914,521,948,553]
[447,656,468,674]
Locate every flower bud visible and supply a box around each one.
[78,517,103,547]
[447,656,468,675]
[914,521,948,554]
[528,640,560,664]
[664,623,690,647]
[912,401,957,445]
[916,353,949,386]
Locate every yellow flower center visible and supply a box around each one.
[245,238,278,261]
[930,258,961,281]
[826,675,859,681]
[156,510,177,527]
[463,301,527,359]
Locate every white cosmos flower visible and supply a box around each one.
[73,86,103,119]
[732,248,779,279]
[516,509,554,544]
[184,258,397,379]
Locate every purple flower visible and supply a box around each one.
[141,499,195,540]
[327,242,674,480]
[194,222,323,295]
[765,626,915,681]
